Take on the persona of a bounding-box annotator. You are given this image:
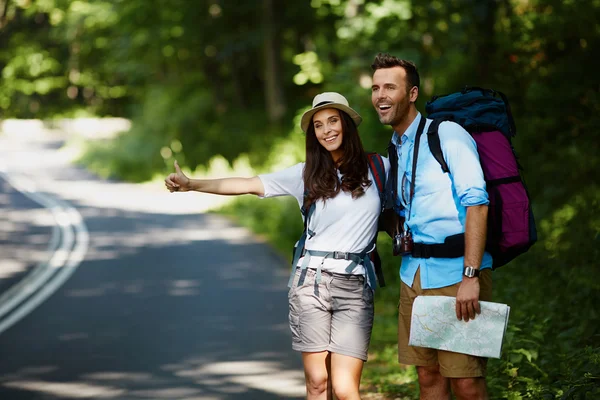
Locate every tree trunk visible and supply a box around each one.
[473,0,499,85]
[262,0,286,123]
[0,0,9,30]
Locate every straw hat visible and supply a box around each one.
[300,92,362,132]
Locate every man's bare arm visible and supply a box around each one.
[456,204,488,321]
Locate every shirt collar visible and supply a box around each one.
[391,112,422,146]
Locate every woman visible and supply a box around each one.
[165,92,389,400]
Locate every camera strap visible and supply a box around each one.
[406,116,427,223]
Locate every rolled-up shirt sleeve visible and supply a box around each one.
[438,122,489,207]
[257,162,305,204]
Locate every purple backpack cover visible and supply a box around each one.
[426,87,537,268]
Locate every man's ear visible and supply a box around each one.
[409,86,419,103]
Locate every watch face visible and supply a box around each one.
[463,266,477,277]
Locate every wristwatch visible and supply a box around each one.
[463,266,480,278]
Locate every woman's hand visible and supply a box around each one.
[165,160,191,192]
[164,160,265,196]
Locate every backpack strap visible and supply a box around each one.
[288,193,316,288]
[497,90,517,137]
[366,152,386,209]
[427,118,449,173]
[366,152,387,287]
[386,140,401,213]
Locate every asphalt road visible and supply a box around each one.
[0,126,304,399]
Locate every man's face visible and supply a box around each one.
[371,67,413,126]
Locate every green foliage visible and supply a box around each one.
[75,128,165,181]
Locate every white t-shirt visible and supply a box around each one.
[258,158,390,275]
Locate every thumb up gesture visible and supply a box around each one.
[165,160,191,192]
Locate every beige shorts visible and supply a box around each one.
[398,267,493,378]
[288,268,374,361]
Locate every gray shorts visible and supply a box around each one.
[288,267,374,361]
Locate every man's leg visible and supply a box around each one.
[416,365,451,400]
[450,377,488,400]
[302,351,332,400]
[398,269,446,398]
[436,269,493,400]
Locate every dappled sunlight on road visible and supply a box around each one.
[47,179,236,215]
[173,360,305,398]
[63,279,204,298]
[3,379,125,399]
[1,355,305,399]
[82,212,256,253]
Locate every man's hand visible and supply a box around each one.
[456,277,481,322]
[165,160,191,193]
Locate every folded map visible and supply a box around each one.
[409,295,510,359]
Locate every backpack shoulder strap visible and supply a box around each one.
[365,152,387,288]
[289,191,316,287]
[386,140,400,212]
[427,119,450,173]
[366,152,386,198]
[300,188,309,217]
[300,188,316,238]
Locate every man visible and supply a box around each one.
[371,52,493,399]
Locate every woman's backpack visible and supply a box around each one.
[425,87,537,268]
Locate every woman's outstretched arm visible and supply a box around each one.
[164,160,264,197]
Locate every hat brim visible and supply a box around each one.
[300,104,363,133]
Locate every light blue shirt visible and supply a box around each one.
[392,113,493,289]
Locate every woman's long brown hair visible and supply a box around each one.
[303,109,372,207]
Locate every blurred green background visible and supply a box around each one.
[1,0,598,398]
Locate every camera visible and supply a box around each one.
[393,229,414,256]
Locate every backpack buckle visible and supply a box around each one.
[333,251,349,260]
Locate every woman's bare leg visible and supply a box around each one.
[302,351,332,400]
[330,353,364,400]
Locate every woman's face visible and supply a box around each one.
[312,108,344,161]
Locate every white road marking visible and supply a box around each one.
[0,170,89,335]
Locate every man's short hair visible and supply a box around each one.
[371,53,420,90]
